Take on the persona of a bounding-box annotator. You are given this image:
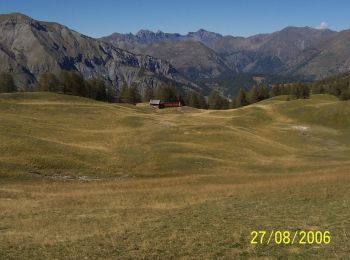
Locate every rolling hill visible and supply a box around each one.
[0,92,349,258]
[1,92,349,178]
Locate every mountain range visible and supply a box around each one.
[102,27,340,79]
[0,13,197,92]
[1,12,350,95]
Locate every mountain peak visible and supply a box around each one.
[197,28,208,33]
[279,26,335,34]
[0,12,32,23]
[136,29,155,37]
[190,28,221,36]
[186,29,222,44]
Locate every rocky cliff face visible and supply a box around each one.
[0,13,191,90]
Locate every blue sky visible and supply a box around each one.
[1,0,349,37]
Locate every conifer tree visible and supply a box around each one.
[143,87,154,102]
[208,90,229,109]
[270,84,282,97]
[127,85,141,104]
[154,85,178,102]
[87,78,107,101]
[258,85,270,101]
[186,91,207,109]
[248,86,258,104]
[59,71,86,96]
[38,73,60,92]
[235,89,248,107]
[0,73,17,93]
[119,85,129,103]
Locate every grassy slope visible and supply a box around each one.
[0,92,349,259]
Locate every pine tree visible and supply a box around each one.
[208,90,229,110]
[301,84,310,99]
[127,85,141,104]
[340,84,350,100]
[270,84,282,97]
[87,78,107,101]
[311,82,324,94]
[258,85,270,101]
[143,87,154,102]
[59,71,86,96]
[119,85,129,103]
[291,83,300,99]
[235,89,248,107]
[248,86,258,104]
[186,91,207,109]
[0,73,17,93]
[119,85,141,104]
[38,73,60,92]
[198,92,208,109]
[154,85,178,102]
[230,98,237,109]
[186,91,198,108]
[292,83,310,99]
[281,84,292,95]
[106,85,118,103]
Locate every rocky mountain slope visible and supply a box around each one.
[102,30,233,81]
[103,27,340,80]
[0,13,195,91]
[285,29,350,78]
[2,12,350,95]
[138,41,233,81]
[210,27,336,74]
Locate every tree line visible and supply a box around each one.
[311,72,350,100]
[38,71,119,102]
[231,82,310,108]
[0,71,197,105]
[1,71,349,110]
[0,71,313,109]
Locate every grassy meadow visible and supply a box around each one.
[0,92,349,259]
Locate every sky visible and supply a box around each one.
[0,0,350,37]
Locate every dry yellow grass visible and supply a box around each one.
[0,92,349,259]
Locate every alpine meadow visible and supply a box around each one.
[1,1,350,259]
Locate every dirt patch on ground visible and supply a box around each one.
[290,125,310,131]
[28,171,102,181]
